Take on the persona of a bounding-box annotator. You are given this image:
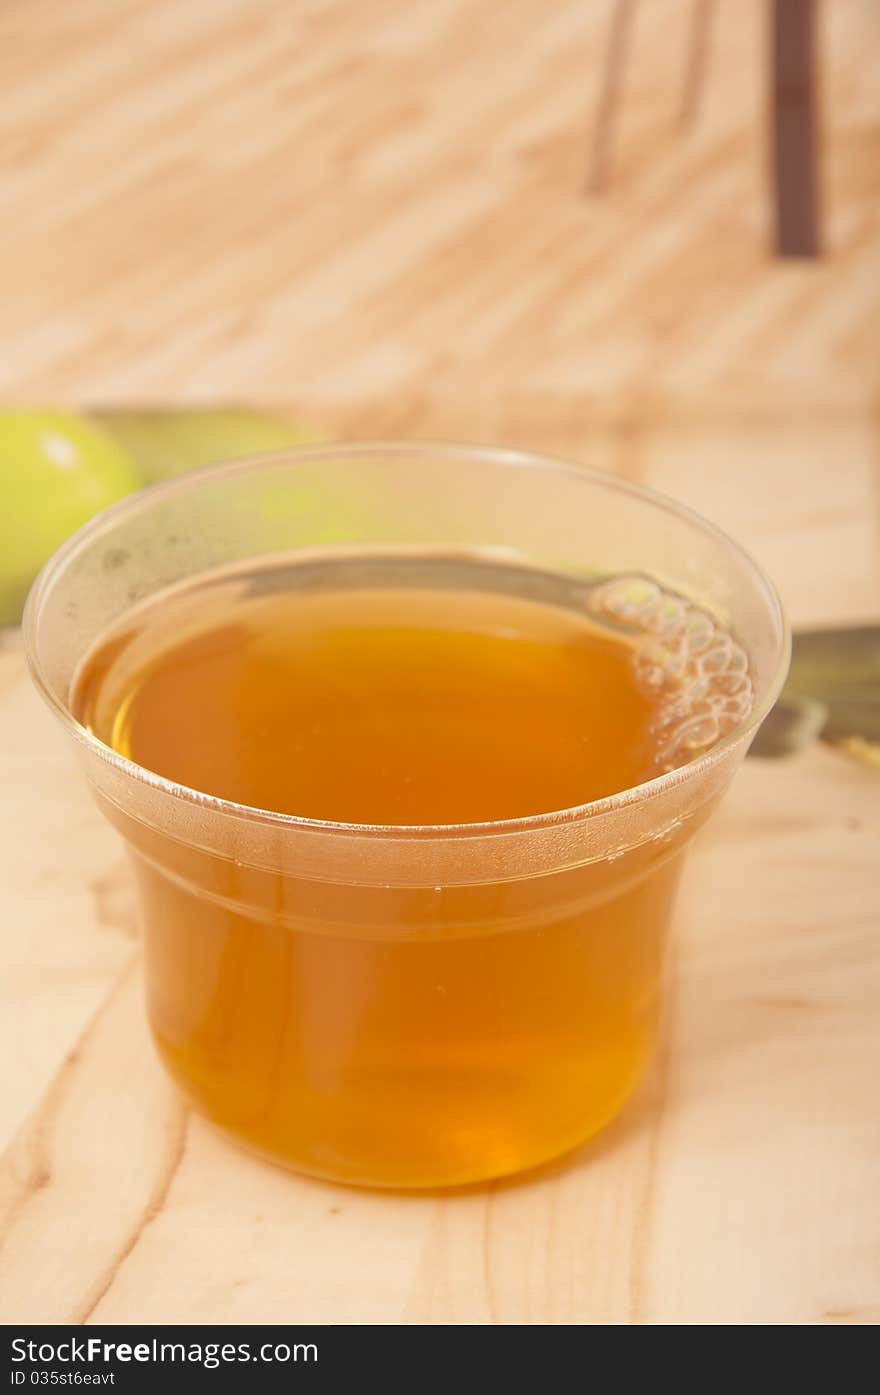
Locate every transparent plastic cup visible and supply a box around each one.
[25,444,789,1188]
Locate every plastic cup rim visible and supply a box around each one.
[22,439,792,842]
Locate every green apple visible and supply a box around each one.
[1,410,140,625]
[94,406,322,483]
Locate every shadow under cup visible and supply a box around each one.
[25,445,789,1188]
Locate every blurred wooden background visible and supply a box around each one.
[0,0,878,1325]
[1,2,877,422]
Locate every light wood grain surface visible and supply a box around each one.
[1,0,879,1325]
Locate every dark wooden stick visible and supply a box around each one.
[679,0,716,129]
[771,0,821,257]
[586,0,637,194]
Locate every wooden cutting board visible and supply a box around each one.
[2,403,878,1325]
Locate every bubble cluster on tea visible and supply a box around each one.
[72,553,752,1186]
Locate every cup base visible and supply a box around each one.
[154,1035,648,1190]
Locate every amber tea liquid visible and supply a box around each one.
[73,554,751,1186]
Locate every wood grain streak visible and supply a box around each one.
[627,991,676,1325]
[76,1111,188,1324]
[0,971,131,1248]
